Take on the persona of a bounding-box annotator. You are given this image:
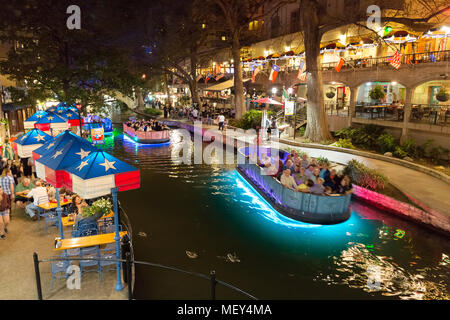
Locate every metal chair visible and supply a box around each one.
[43,210,58,232]
[99,251,117,281]
[79,246,102,281]
[49,256,71,289]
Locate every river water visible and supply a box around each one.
[99,128,450,300]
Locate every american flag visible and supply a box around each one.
[390,51,402,69]
[297,60,306,81]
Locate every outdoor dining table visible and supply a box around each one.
[54,231,128,251]
[61,209,114,227]
[363,105,387,119]
[38,199,72,210]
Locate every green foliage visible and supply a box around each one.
[331,138,355,149]
[377,133,397,154]
[316,156,331,167]
[234,110,273,130]
[335,124,384,150]
[81,198,113,218]
[344,159,388,191]
[422,139,450,164]
[144,107,163,117]
[298,126,306,136]
[369,85,385,101]
[393,146,407,159]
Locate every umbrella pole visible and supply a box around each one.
[55,188,64,239]
[112,187,123,291]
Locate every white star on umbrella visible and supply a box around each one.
[47,116,54,120]
[99,158,116,171]
[52,149,63,159]
[76,148,91,159]
[35,134,46,142]
[76,160,89,171]
[66,113,73,118]
[46,142,55,150]
[36,114,43,118]
[58,110,63,113]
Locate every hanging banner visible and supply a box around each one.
[285,101,295,116]
[91,127,104,145]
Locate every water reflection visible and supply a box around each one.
[102,127,449,300]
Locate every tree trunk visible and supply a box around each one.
[232,32,245,120]
[164,74,171,108]
[302,1,332,142]
[190,52,200,107]
[136,87,145,112]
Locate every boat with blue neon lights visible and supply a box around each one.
[236,146,351,225]
[123,123,170,144]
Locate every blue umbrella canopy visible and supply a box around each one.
[25,110,48,122]
[54,107,79,120]
[65,150,138,180]
[33,130,94,158]
[15,128,53,146]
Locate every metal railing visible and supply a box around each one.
[321,50,450,71]
[325,103,350,117]
[409,104,450,125]
[32,251,258,300]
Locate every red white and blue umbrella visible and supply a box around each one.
[32,130,91,162]
[24,111,49,129]
[64,150,140,199]
[33,111,69,134]
[35,136,97,188]
[14,128,53,158]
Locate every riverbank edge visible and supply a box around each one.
[160,119,450,236]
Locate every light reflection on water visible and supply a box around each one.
[101,127,449,300]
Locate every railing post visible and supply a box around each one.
[210,270,216,300]
[33,252,43,300]
[126,252,133,300]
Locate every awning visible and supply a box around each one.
[1,103,33,111]
[203,78,250,92]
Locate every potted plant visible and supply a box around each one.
[81,198,113,218]
[369,85,385,104]
[326,91,335,99]
[436,87,449,102]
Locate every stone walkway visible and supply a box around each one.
[165,119,450,217]
[0,206,128,300]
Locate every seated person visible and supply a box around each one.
[297,179,314,192]
[67,194,89,217]
[324,186,333,195]
[301,154,309,168]
[280,169,297,190]
[324,169,338,190]
[25,180,49,220]
[14,177,35,209]
[293,166,308,185]
[310,178,325,195]
[282,159,295,173]
[307,167,321,184]
[319,162,330,179]
[336,176,353,195]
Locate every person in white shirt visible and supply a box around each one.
[218,114,225,131]
[280,169,297,190]
[25,180,49,220]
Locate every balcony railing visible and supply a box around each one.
[409,104,450,126]
[321,50,450,71]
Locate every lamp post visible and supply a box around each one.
[76,104,83,137]
[112,187,123,291]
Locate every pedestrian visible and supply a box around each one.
[218,113,225,131]
[163,106,168,118]
[0,168,15,219]
[0,186,11,240]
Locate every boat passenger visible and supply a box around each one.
[336,176,353,195]
[310,178,325,195]
[293,166,308,185]
[301,154,309,168]
[324,169,338,191]
[282,159,295,173]
[280,169,297,190]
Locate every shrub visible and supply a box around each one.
[393,146,407,159]
[377,133,397,154]
[331,138,355,149]
[144,107,162,117]
[344,159,388,191]
[369,85,386,101]
[335,124,385,150]
[316,156,331,167]
[298,126,306,136]
[238,110,274,130]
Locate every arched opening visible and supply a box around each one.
[323,82,350,116]
[411,79,450,125]
[355,81,406,121]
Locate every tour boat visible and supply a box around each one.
[236,146,351,225]
[123,123,170,144]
